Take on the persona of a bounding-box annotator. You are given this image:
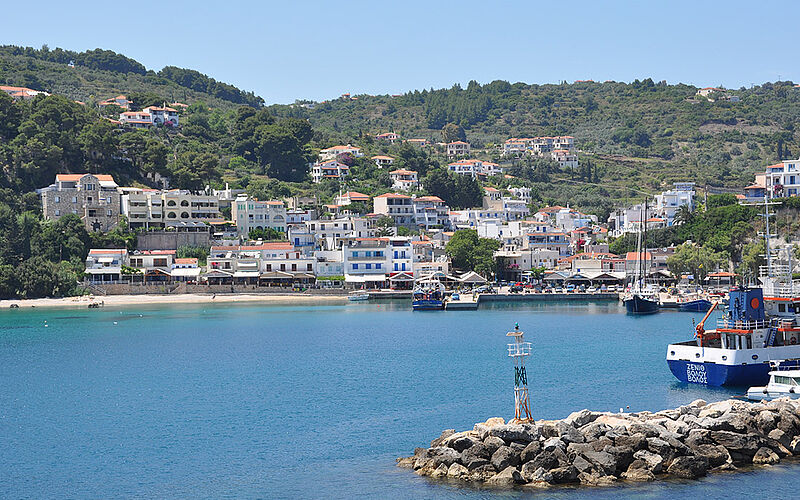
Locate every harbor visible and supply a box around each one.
[0,299,791,499]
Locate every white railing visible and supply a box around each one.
[717,318,769,330]
[507,342,532,357]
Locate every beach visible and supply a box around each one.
[0,293,348,309]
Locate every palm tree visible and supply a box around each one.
[673,205,693,226]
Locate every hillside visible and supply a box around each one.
[269,79,800,192]
[0,45,264,109]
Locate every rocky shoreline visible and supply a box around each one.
[397,398,800,488]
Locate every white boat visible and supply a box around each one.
[747,362,800,400]
[347,292,370,302]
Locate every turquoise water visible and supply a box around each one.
[0,300,798,498]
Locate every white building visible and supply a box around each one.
[375,132,399,144]
[305,216,377,250]
[118,105,179,128]
[319,144,363,161]
[508,187,532,203]
[373,193,415,226]
[765,159,800,198]
[446,159,500,179]
[502,136,574,156]
[446,141,470,158]
[371,155,395,168]
[551,149,579,169]
[389,169,419,191]
[413,196,450,229]
[311,160,350,183]
[121,188,222,229]
[84,249,127,283]
[653,182,695,225]
[232,196,287,236]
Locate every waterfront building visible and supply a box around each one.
[311,160,350,183]
[413,196,450,229]
[389,169,419,191]
[121,188,223,229]
[84,248,128,283]
[342,237,391,287]
[764,159,800,198]
[171,257,201,282]
[39,173,120,232]
[305,216,377,250]
[446,141,470,158]
[232,196,287,236]
[313,249,345,277]
[207,242,314,285]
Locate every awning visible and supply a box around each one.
[233,271,261,278]
[345,274,387,283]
[458,271,488,284]
[205,270,233,278]
[260,271,294,279]
[97,257,114,263]
[84,267,121,274]
[291,272,316,279]
[171,268,201,277]
[389,272,414,282]
[145,268,171,276]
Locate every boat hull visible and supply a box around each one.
[623,295,660,315]
[412,299,444,311]
[667,359,771,387]
[679,299,713,312]
[746,387,800,401]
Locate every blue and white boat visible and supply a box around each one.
[412,281,445,311]
[679,298,713,312]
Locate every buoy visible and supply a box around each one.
[113,321,117,325]
[620,407,624,413]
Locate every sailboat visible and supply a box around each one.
[622,198,660,314]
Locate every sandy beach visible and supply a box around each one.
[0,293,349,309]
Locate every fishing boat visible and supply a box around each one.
[347,291,370,302]
[412,281,445,311]
[622,198,660,315]
[679,298,713,312]
[666,198,800,387]
[746,361,800,400]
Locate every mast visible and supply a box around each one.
[643,197,648,285]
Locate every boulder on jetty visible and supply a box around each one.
[398,398,800,489]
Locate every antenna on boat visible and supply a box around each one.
[506,323,533,423]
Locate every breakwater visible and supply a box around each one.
[399,398,800,488]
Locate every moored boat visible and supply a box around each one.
[412,281,445,310]
[348,291,370,302]
[623,293,660,315]
[746,361,800,400]
[679,298,713,312]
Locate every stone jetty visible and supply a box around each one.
[398,398,800,488]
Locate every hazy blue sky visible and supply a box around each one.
[1,0,797,104]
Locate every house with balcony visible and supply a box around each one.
[373,192,415,226]
[405,139,429,147]
[84,249,128,283]
[371,155,395,168]
[551,149,579,169]
[39,173,120,232]
[413,196,450,229]
[305,216,377,250]
[311,160,350,183]
[764,159,800,198]
[446,141,470,158]
[232,196,287,236]
[171,258,201,282]
[128,250,176,282]
[652,182,695,225]
[334,191,370,206]
[319,144,363,161]
[121,188,223,229]
[389,169,419,191]
[207,242,314,285]
[342,237,390,287]
[98,95,131,110]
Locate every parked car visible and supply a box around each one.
[587,286,598,293]
[510,282,524,292]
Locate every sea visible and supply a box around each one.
[1,299,798,499]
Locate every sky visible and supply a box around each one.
[1,0,798,104]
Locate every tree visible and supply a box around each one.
[375,216,395,237]
[441,122,466,143]
[423,168,482,209]
[666,243,726,284]
[445,230,500,277]
[673,205,693,225]
[248,228,283,241]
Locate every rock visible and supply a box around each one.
[710,431,760,455]
[656,409,681,420]
[491,445,520,471]
[483,436,505,455]
[430,463,449,478]
[691,399,708,408]
[413,458,436,476]
[539,423,559,439]
[580,422,611,440]
[473,417,505,440]
[790,436,800,455]
[629,423,661,438]
[703,412,751,433]
[396,456,415,468]
[550,465,579,484]
[430,429,455,448]
[469,464,497,482]
[413,447,429,458]
[778,410,800,437]
[461,443,491,470]
[667,455,709,479]
[429,447,461,467]
[521,463,553,483]
[578,471,616,486]
[690,444,731,468]
[561,426,586,444]
[632,449,664,473]
[663,419,689,436]
[590,436,614,452]
[572,454,593,473]
[605,445,635,474]
[543,436,566,452]
[582,450,617,475]
[768,428,792,449]
[528,450,560,471]
[646,437,672,457]
[756,410,778,434]
[566,409,602,427]
[488,423,536,444]
[520,440,542,463]
[621,467,655,482]
[685,429,711,448]
[698,400,734,419]
[451,436,476,452]
[566,442,594,457]
[447,462,469,479]
[615,433,647,451]
[753,447,780,465]
[486,466,525,486]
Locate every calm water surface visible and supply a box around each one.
[0,300,798,498]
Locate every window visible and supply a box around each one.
[55,209,61,216]
[307,264,313,271]
[167,200,176,206]
[55,196,60,203]
[376,264,381,269]
[153,258,168,267]
[107,210,112,216]
[352,264,359,270]
[72,197,78,203]
[291,264,297,271]
[365,264,372,269]
[266,264,272,271]
[280,264,285,271]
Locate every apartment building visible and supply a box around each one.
[311,160,350,183]
[305,216,377,250]
[373,193,415,226]
[121,188,222,229]
[84,249,128,283]
[446,141,470,158]
[118,105,180,128]
[39,173,121,232]
[446,159,502,178]
[413,196,450,229]
[232,196,287,236]
[207,242,315,284]
[764,159,800,198]
[319,144,363,161]
[502,136,575,156]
